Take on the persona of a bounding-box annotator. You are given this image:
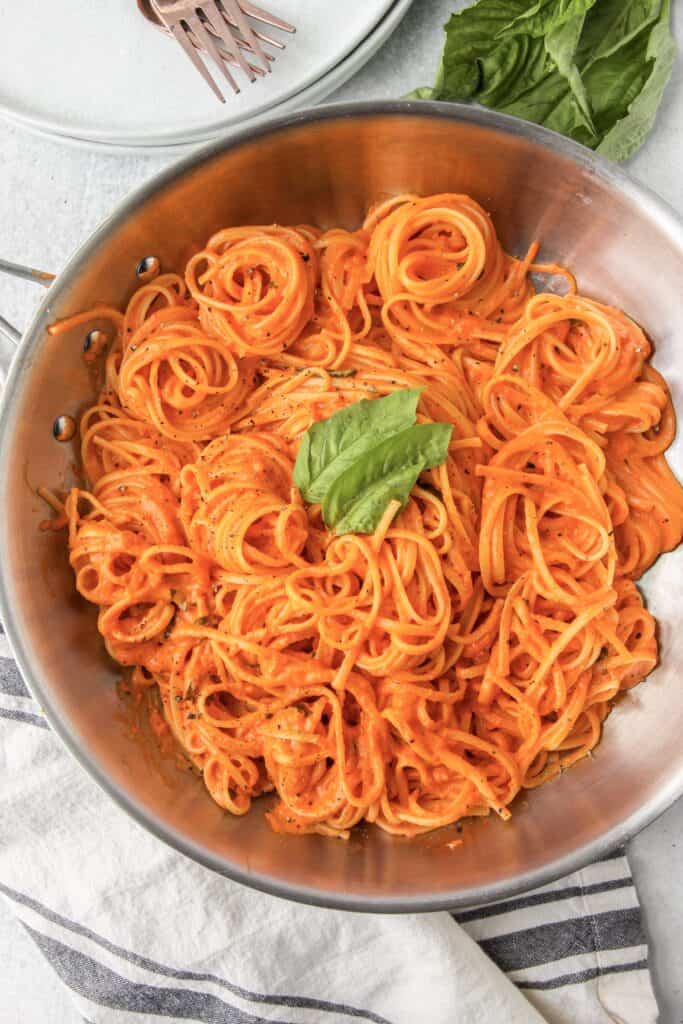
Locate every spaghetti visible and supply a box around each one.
[49,193,683,838]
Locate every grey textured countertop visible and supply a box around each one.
[1,2,681,1021]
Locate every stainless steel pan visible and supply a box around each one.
[1,102,682,912]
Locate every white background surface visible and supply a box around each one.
[0,2,681,1021]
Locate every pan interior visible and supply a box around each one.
[2,106,682,910]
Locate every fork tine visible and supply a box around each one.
[148,6,267,75]
[193,28,268,73]
[187,23,269,74]
[151,0,291,94]
[234,24,284,51]
[198,10,279,57]
[167,21,226,102]
[201,0,257,81]
[219,0,270,72]
[225,44,270,72]
[238,1,296,33]
[185,12,241,92]
[227,29,278,58]
[252,29,284,50]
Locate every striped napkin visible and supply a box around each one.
[0,625,658,1024]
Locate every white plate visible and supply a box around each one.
[1,0,415,156]
[0,0,396,147]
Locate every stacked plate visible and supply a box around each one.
[0,0,414,153]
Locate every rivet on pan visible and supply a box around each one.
[136,256,160,282]
[53,415,76,443]
[83,329,109,355]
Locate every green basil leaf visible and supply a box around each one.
[413,0,674,161]
[322,423,453,535]
[596,0,674,161]
[293,388,422,503]
[498,0,596,38]
[434,0,595,103]
[546,12,596,133]
[331,461,425,535]
[404,86,438,100]
[580,0,661,66]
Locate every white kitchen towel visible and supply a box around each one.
[0,630,658,1024]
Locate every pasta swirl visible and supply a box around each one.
[47,197,682,840]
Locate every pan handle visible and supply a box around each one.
[0,259,55,381]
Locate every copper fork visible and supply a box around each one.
[139,0,293,68]
[138,0,277,83]
[147,1,295,102]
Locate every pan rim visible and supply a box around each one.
[2,99,683,912]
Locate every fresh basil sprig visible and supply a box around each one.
[407,0,675,163]
[322,423,453,534]
[293,388,423,503]
[293,389,453,535]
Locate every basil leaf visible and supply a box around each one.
[499,0,597,37]
[546,12,596,134]
[331,461,425,535]
[433,0,594,103]
[596,0,674,160]
[405,86,438,100]
[293,388,422,503]
[411,0,674,161]
[322,423,453,535]
[581,0,661,65]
